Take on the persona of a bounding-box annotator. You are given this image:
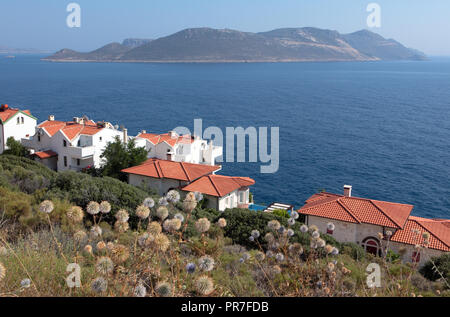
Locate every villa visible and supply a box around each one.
[297,185,449,266]
[22,115,125,171]
[182,174,255,211]
[122,158,222,196]
[0,104,37,154]
[134,130,222,166]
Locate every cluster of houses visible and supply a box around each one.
[1,104,448,266]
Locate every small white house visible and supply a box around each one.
[298,185,449,266]
[122,158,222,196]
[134,131,222,166]
[0,104,37,154]
[22,115,125,171]
[182,175,255,211]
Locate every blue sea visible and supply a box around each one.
[1,55,450,219]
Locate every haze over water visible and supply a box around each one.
[1,55,450,219]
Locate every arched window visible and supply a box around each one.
[361,237,381,256]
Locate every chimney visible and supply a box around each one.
[343,185,352,197]
[73,117,80,123]
[48,115,55,121]
[123,128,128,144]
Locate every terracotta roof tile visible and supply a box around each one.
[137,132,195,147]
[33,150,58,159]
[38,120,103,140]
[121,158,221,182]
[182,175,255,197]
[298,192,413,229]
[391,216,449,252]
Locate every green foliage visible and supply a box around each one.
[3,137,30,157]
[100,136,148,181]
[420,253,450,283]
[45,171,149,224]
[272,209,290,219]
[341,242,366,261]
[386,249,401,263]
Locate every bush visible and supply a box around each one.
[45,171,150,225]
[272,209,290,219]
[341,242,366,261]
[420,253,450,283]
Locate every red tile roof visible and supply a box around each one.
[38,120,104,140]
[182,175,255,197]
[121,158,221,182]
[391,216,450,252]
[0,106,35,123]
[33,150,58,159]
[298,192,413,229]
[137,132,195,147]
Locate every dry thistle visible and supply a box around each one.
[195,218,211,233]
[67,206,84,223]
[196,275,214,295]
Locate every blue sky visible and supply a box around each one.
[1,0,449,55]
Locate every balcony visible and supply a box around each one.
[67,145,95,159]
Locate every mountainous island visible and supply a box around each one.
[42,27,426,63]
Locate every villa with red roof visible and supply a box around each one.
[122,158,255,211]
[122,158,222,196]
[22,114,125,171]
[182,175,255,211]
[134,130,222,166]
[0,104,37,154]
[298,185,449,266]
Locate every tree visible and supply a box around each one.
[100,136,148,181]
[3,137,30,157]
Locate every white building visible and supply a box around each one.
[0,104,37,154]
[134,131,222,166]
[182,174,255,211]
[298,185,449,266]
[22,115,125,171]
[122,158,221,196]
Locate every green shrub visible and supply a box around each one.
[341,242,366,261]
[272,209,290,219]
[420,253,450,283]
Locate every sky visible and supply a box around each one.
[0,0,449,55]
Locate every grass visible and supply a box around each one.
[0,193,449,297]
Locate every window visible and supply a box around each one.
[64,156,67,167]
[361,237,381,256]
[77,140,81,146]
[412,251,421,263]
[17,117,20,124]
[63,140,67,147]
[77,159,80,166]
[38,135,41,142]
[239,191,245,203]
[99,137,102,141]
[21,117,24,124]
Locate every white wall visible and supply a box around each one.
[128,174,188,196]
[1,112,36,153]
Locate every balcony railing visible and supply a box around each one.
[67,145,95,158]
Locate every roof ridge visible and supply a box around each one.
[208,175,222,197]
[370,200,403,228]
[336,198,361,224]
[180,162,191,181]
[154,161,163,178]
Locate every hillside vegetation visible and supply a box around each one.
[0,155,448,297]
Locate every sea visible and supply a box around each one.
[1,55,450,219]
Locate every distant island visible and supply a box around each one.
[0,45,52,54]
[42,27,426,63]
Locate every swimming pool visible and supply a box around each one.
[248,204,267,212]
